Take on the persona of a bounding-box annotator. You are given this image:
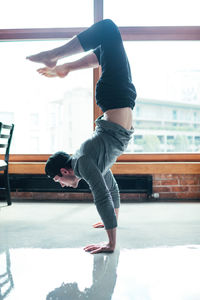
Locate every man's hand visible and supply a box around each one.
[37,64,70,78]
[84,243,115,254]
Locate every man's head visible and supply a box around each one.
[45,151,71,178]
[45,151,80,188]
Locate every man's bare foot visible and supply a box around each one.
[26,51,57,68]
[93,222,104,228]
[37,64,70,78]
[84,242,114,254]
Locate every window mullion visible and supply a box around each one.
[94,0,103,23]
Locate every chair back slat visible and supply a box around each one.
[0,134,10,139]
[0,144,7,148]
[2,124,13,130]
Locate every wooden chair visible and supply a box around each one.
[0,122,14,206]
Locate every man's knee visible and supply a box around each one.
[101,19,121,40]
[103,19,117,29]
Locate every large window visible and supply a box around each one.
[125,41,200,153]
[104,0,200,26]
[1,0,93,28]
[0,0,200,161]
[0,41,93,154]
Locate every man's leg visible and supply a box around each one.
[27,19,122,68]
[93,170,120,228]
[26,36,84,67]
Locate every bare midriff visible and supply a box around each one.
[103,107,133,130]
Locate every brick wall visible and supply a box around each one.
[10,192,93,202]
[153,174,200,200]
[9,174,200,201]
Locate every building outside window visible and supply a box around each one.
[1,0,200,155]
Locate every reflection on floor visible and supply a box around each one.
[0,202,200,300]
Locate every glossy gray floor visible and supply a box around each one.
[0,202,200,300]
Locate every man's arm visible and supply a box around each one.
[37,52,99,78]
[93,170,120,228]
[76,155,117,254]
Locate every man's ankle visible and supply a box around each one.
[108,241,116,250]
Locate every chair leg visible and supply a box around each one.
[4,169,12,206]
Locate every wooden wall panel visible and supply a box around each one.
[8,162,200,175]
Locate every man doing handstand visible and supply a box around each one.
[27,19,137,254]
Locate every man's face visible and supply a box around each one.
[53,169,80,188]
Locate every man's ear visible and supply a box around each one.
[60,168,69,176]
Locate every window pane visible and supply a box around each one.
[125,41,200,153]
[1,0,93,28]
[0,41,93,154]
[104,0,200,26]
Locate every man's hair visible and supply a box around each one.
[45,151,72,179]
